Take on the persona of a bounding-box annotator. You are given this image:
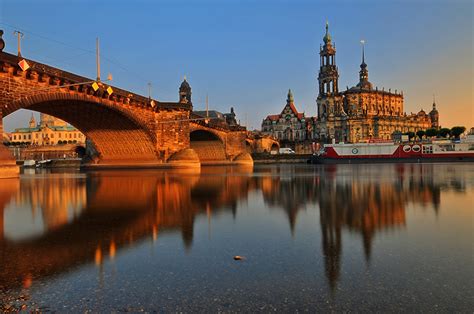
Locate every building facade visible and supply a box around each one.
[7,113,86,146]
[261,89,308,141]
[261,23,440,145]
[312,23,439,143]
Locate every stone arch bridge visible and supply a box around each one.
[0,50,251,176]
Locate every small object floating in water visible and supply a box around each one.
[233,255,245,261]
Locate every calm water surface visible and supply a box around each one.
[0,163,473,312]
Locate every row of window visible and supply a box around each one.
[347,97,402,104]
[10,132,84,141]
[273,131,308,141]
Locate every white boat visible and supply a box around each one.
[23,160,36,168]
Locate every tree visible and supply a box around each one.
[416,130,425,140]
[450,126,466,139]
[425,128,439,138]
[75,145,86,158]
[438,128,451,138]
[405,132,415,141]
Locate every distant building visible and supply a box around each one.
[193,107,239,127]
[261,23,441,145]
[311,22,440,143]
[1,132,8,144]
[261,89,309,142]
[7,113,85,145]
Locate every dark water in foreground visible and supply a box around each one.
[0,163,473,312]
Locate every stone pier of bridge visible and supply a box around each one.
[0,108,19,178]
[0,36,252,178]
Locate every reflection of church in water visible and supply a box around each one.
[258,164,444,289]
[0,164,461,291]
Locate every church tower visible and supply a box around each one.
[356,42,373,90]
[29,114,36,129]
[179,76,192,104]
[318,22,339,97]
[429,97,439,129]
[316,22,344,142]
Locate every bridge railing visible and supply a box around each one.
[0,51,192,111]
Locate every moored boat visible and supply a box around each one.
[309,138,474,164]
[23,160,36,168]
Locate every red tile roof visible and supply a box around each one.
[265,101,306,121]
[265,114,280,121]
[287,103,304,119]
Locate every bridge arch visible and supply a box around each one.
[189,129,226,163]
[270,142,279,153]
[245,139,253,153]
[4,93,158,164]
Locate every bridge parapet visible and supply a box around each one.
[0,51,192,114]
[0,48,251,169]
[0,51,196,166]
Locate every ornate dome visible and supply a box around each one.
[179,77,191,92]
[0,30,5,52]
[356,80,373,90]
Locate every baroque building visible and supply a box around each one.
[7,113,85,145]
[261,89,308,141]
[261,23,441,145]
[313,23,439,143]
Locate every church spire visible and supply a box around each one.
[318,21,339,96]
[29,113,36,128]
[361,40,366,66]
[287,89,294,103]
[429,94,439,129]
[323,20,332,44]
[356,39,372,90]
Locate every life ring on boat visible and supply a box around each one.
[412,145,421,152]
[352,148,359,154]
[403,145,411,152]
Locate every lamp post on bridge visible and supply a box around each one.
[13,30,23,57]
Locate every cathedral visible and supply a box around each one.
[312,22,439,143]
[262,23,440,145]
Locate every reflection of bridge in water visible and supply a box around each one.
[0,164,467,291]
[0,168,255,290]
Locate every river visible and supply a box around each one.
[0,163,473,311]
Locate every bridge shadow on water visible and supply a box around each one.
[0,163,469,294]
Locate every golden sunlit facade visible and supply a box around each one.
[312,23,440,143]
[7,113,85,146]
[261,89,308,141]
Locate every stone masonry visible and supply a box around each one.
[0,48,250,170]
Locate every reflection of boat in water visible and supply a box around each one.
[309,138,474,164]
[35,159,52,167]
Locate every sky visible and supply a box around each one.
[1,0,472,131]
